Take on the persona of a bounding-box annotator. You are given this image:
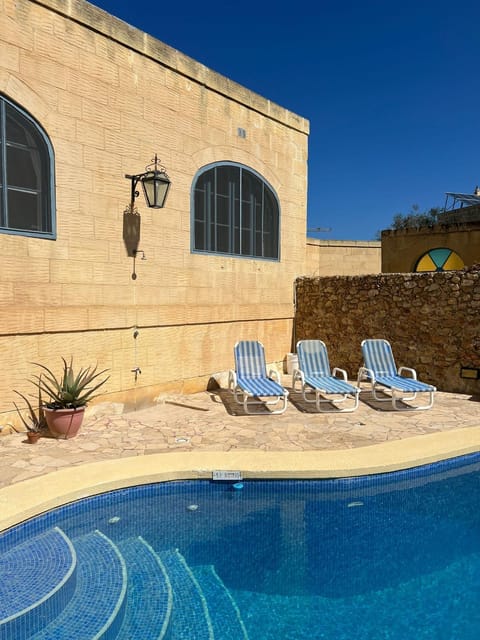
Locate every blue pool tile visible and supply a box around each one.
[115,536,172,639]
[0,527,76,640]
[191,565,248,640]
[159,549,213,639]
[31,530,127,640]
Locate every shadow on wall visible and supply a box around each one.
[123,208,141,257]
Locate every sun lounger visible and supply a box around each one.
[357,339,436,410]
[292,340,359,412]
[228,340,288,414]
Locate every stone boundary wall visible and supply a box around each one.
[294,266,480,395]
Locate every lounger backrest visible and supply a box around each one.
[234,341,267,378]
[297,340,330,376]
[362,339,397,376]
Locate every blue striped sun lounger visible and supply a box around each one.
[293,340,359,412]
[228,341,288,414]
[357,339,436,410]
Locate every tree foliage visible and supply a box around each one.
[376,204,442,238]
[391,204,442,229]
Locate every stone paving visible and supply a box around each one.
[0,380,479,488]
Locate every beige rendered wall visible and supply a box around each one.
[0,0,309,418]
[382,223,480,272]
[305,239,381,276]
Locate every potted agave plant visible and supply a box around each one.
[32,358,109,439]
[13,383,47,444]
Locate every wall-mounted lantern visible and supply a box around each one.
[125,154,171,210]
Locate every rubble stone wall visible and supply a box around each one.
[294,266,480,395]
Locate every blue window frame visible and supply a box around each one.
[193,163,280,260]
[0,95,55,238]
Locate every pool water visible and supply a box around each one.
[2,453,480,639]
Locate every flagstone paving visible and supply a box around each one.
[0,381,479,488]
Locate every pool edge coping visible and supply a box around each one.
[1,426,480,532]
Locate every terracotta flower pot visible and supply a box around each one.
[26,431,41,444]
[44,407,85,439]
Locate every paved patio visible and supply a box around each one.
[1,379,479,489]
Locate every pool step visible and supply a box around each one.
[31,530,127,640]
[0,527,77,640]
[115,537,173,640]
[158,549,214,640]
[190,565,249,640]
[1,530,249,640]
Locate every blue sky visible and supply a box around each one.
[89,0,480,240]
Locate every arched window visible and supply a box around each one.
[192,163,280,260]
[415,248,464,272]
[0,95,55,238]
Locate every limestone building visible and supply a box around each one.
[382,193,480,273]
[0,0,312,412]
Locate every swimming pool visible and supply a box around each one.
[1,452,480,639]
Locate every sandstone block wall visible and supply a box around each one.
[0,0,309,420]
[294,267,480,395]
[306,239,381,276]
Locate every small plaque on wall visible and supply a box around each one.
[212,470,243,481]
[460,367,480,380]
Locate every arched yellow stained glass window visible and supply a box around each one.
[415,248,464,272]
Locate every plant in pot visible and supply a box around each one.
[32,358,109,439]
[13,383,47,444]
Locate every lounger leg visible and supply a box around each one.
[302,387,319,404]
[234,389,288,414]
[314,391,359,413]
[392,390,434,411]
[371,384,416,404]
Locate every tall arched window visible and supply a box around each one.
[0,95,55,237]
[192,163,280,260]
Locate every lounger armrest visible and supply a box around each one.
[228,369,237,391]
[292,368,304,390]
[332,367,348,381]
[269,368,280,382]
[398,366,417,379]
[292,368,304,383]
[357,366,375,383]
